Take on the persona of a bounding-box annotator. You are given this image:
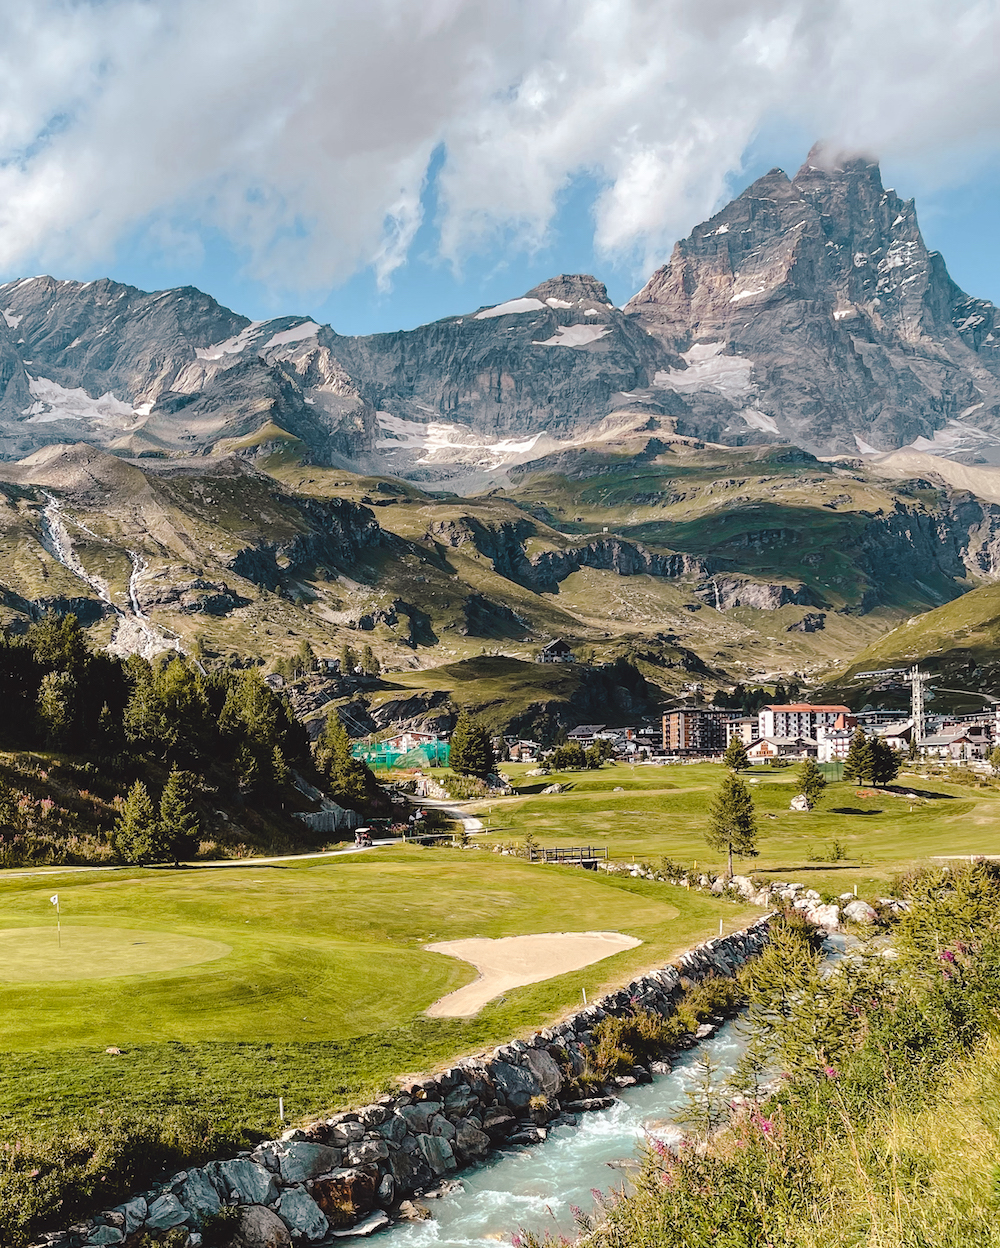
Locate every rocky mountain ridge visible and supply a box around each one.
[3,146,1000,483]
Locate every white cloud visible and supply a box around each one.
[0,0,998,294]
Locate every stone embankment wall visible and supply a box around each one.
[35,919,772,1248]
[595,860,881,929]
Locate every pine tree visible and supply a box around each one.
[36,670,76,749]
[843,728,872,785]
[869,736,901,787]
[360,644,380,676]
[295,639,316,677]
[705,772,758,879]
[113,780,158,864]
[315,711,370,810]
[797,756,827,808]
[723,734,750,772]
[774,681,788,704]
[339,644,358,677]
[449,710,496,778]
[158,768,202,866]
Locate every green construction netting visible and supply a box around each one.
[352,741,450,770]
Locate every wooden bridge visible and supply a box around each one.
[528,845,609,867]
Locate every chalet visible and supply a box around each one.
[871,720,914,752]
[537,638,576,664]
[567,724,606,746]
[382,729,442,754]
[507,739,541,762]
[747,736,818,763]
[920,730,986,761]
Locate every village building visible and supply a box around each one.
[747,736,818,763]
[662,708,739,755]
[725,716,760,747]
[537,638,576,664]
[758,703,854,740]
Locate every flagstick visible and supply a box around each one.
[57,900,60,948]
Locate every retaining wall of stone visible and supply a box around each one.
[33,918,772,1248]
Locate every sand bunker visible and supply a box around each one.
[425,930,642,1017]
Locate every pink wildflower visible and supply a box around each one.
[823,1066,839,1080]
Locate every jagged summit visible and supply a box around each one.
[525,273,613,308]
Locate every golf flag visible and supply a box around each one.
[50,894,60,946]
[50,895,58,907]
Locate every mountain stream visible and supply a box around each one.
[39,492,184,660]
[383,932,850,1248]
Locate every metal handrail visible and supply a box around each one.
[529,846,609,863]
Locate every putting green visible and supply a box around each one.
[0,927,231,982]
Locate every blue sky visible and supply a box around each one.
[2,1,1000,338]
[96,135,1000,337]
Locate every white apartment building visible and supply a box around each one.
[758,703,854,740]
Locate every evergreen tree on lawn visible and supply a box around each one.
[843,728,873,785]
[113,780,158,865]
[705,772,758,879]
[869,736,901,787]
[797,757,827,808]
[449,710,496,778]
[158,768,202,866]
[723,734,750,772]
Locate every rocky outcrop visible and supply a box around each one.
[429,515,709,594]
[625,146,1000,458]
[228,497,393,592]
[695,575,815,611]
[35,919,771,1248]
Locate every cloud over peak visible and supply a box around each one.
[0,0,998,296]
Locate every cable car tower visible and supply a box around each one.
[853,665,932,744]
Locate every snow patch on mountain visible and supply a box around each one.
[534,324,610,348]
[376,412,545,463]
[263,321,322,350]
[23,376,137,427]
[654,342,753,400]
[195,322,265,360]
[474,297,546,320]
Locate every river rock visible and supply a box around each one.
[330,1210,390,1238]
[209,1159,280,1206]
[111,1199,147,1236]
[453,1119,490,1163]
[279,1141,345,1183]
[343,1139,389,1167]
[86,1229,123,1245]
[843,899,878,924]
[275,1189,328,1243]
[144,1194,189,1231]
[808,903,841,930]
[481,1108,516,1139]
[229,1205,292,1248]
[376,1113,408,1144]
[443,1085,480,1117]
[398,1101,443,1134]
[789,794,811,811]
[490,1061,541,1108]
[180,1169,221,1222]
[328,1121,365,1147]
[523,1048,563,1097]
[416,1133,457,1175]
[313,1167,378,1220]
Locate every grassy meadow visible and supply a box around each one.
[0,847,754,1140]
[471,760,1000,897]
